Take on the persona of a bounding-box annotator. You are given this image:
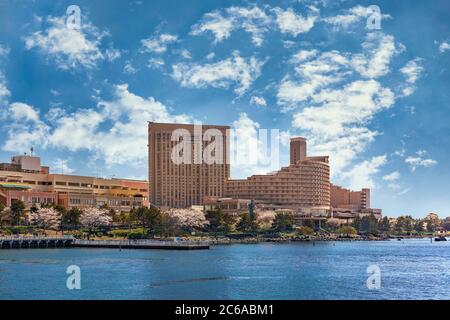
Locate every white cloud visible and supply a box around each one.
[123,61,138,74]
[291,49,318,62]
[277,32,401,184]
[179,49,192,59]
[0,44,10,107]
[395,188,410,197]
[191,5,321,46]
[49,108,104,151]
[277,50,350,107]
[191,6,272,46]
[405,150,437,171]
[399,58,424,97]
[383,171,400,181]
[141,33,178,54]
[273,7,319,37]
[61,84,191,165]
[9,102,41,122]
[250,95,267,107]
[172,51,265,95]
[3,85,191,166]
[293,80,394,137]
[104,47,121,61]
[205,52,215,60]
[351,32,399,79]
[0,72,10,108]
[227,6,272,46]
[230,113,281,178]
[2,103,49,152]
[438,41,450,53]
[387,183,401,190]
[24,16,114,70]
[191,11,235,44]
[293,79,394,178]
[340,155,387,190]
[148,57,165,69]
[2,123,49,153]
[0,44,9,57]
[324,5,391,30]
[51,158,75,174]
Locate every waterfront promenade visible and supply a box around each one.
[0,236,73,248]
[72,239,210,250]
[0,237,210,250]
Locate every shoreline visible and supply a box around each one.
[0,234,440,250]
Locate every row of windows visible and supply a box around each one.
[69,198,143,207]
[2,179,148,193]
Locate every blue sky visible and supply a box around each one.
[0,0,449,217]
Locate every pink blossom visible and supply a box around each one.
[28,207,61,230]
[80,207,112,228]
[163,209,209,230]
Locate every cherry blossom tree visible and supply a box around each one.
[80,207,112,239]
[28,207,61,235]
[80,207,112,227]
[163,209,209,234]
[257,211,276,224]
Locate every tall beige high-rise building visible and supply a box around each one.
[148,122,230,208]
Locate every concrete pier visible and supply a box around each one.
[0,237,209,250]
[72,239,210,250]
[0,236,73,249]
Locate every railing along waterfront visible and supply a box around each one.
[0,236,209,250]
[72,239,210,250]
[0,236,74,249]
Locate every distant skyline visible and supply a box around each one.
[1,0,449,217]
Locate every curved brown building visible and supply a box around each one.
[225,138,330,209]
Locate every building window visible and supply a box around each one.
[69,198,81,205]
[68,182,80,187]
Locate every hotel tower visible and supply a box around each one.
[148,122,230,208]
[225,137,331,209]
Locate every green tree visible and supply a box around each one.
[298,225,314,235]
[206,209,236,233]
[378,216,391,233]
[10,200,25,226]
[442,221,450,231]
[128,208,137,225]
[30,204,39,214]
[360,214,379,234]
[302,219,316,230]
[404,216,414,233]
[206,209,221,232]
[352,216,362,232]
[394,216,405,234]
[62,208,82,226]
[219,212,236,233]
[414,220,425,233]
[336,226,357,235]
[114,211,129,225]
[0,203,5,226]
[53,204,67,215]
[145,206,162,236]
[272,212,294,232]
[237,212,258,233]
[426,220,437,232]
[135,206,148,229]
